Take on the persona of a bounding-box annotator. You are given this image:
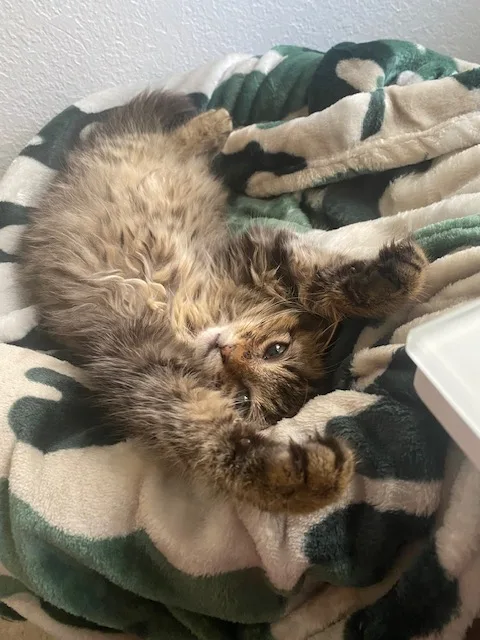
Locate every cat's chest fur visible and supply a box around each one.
[74,135,230,319]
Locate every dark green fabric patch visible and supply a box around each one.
[328,349,449,481]
[308,40,393,112]
[453,67,480,90]
[10,328,61,353]
[302,166,408,229]
[0,575,30,598]
[303,168,389,229]
[8,367,120,451]
[206,48,321,126]
[304,505,432,587]
[345,544,459,640]
[0,602,26,622]
[208,72,266,126]
[0,249,17,263]
[361,89,385,140]
[41,601,122,634]
[227,193,310,233]
[0,202,30,228]
[21,105,115,171]
[415,214,480,260]
[308,40,386,112]
[215,141,307,193]
[308,39,458,113]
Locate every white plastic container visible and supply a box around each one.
[406,299,480,471]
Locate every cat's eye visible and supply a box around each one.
[235,389,251,414]
[263,342,289,360]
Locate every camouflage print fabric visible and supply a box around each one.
[1,40,480,640]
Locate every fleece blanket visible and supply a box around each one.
[1,40,480,640]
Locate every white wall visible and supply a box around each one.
[1,0,479,176]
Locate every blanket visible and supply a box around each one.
[1,39,480,640]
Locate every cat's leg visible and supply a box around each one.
[173,108,233,155]
[228,227,428,322]
[91,355,352,513]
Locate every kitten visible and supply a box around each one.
[20,91,427,513]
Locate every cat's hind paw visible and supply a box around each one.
[175,108,233,154]
[227,425,354,514]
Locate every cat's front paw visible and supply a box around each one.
[228,426,354,513]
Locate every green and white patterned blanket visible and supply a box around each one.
[1,40,480,640]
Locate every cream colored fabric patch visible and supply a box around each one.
[336,58,384,91]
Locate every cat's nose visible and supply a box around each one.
[219,344,234,363]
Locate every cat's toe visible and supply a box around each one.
[206,108,233,149]
[209,108,233,134]
[281,435,354,513]
[377,239,428,297]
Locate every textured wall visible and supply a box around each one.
[1,0,478,175]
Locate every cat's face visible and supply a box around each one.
[195,309,336,424]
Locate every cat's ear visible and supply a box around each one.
[173,109,233,156]
[224,226,301,299]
